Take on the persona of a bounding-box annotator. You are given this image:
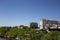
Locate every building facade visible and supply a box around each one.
[29,22,38,28]
[40,19,59,29]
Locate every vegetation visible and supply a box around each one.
[0,26,60,40]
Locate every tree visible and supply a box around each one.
[6,28,17,38]
[16,29,26,40]
[42,32,57,40]
[0,26,10,36]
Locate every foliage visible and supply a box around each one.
[0,26,10,36]
[0,26,60,40]
[6,28,17,38]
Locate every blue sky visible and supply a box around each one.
[0,0,60,26]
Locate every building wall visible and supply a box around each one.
[40,19,59,29]
[40,19,43,29]
[29,22,38,28]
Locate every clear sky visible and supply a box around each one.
[0,0,60,26]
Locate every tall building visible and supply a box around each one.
[40,19,59,29]
[29,22,38,28]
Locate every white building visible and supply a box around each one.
[40,19,59,29]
